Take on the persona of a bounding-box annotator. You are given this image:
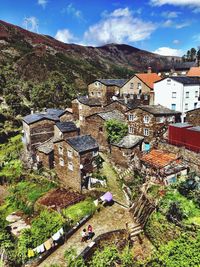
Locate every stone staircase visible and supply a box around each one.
[127,222,143,241]
[114,164,134,180]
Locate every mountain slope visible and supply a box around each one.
[0,20,178,113]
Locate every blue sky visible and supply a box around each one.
[0,0,200,56]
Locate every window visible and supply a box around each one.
[167,78,171,84]
[137,82,141,89]
[129,126,134,134]
[99,127,103,132]
[185,103,188,111]
[91,92,94,96]
[97,92,102,97]
[130,82,134,89]
[79,115,83,121]
[144,128,149,136]
[195,91,199,98]
[128,114,135,121]
[36,155,40,162]
[137,94,141,99]
[185,92,189,98]
[58,146,63,155]
[67,149,73,158]
[172,92,176,98]
[59,158,64,166]
[95,81,100,87]
[171,104,176,111]
[194,102,198,109]
[68,162,73,171]
[93,150,98,157]
[144,95,148,100]
[143,115,150,123]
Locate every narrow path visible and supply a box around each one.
[39,204,134,267]
[100,153,126,204]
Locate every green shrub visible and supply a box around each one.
[62,198,96,224]
[105,119,128,144]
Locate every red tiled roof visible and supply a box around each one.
[141,149,178,168]
[187,67,200,77]
[136,73,161,89]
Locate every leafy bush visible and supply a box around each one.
[105,119,128,144]
[18,210,65,263]
[62,198,96,224]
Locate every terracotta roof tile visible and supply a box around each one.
[187,67,200,77]
[141,149,178,168]
[136,73,161,89]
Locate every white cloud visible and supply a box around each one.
[63,3,84,20]
[173,39,180,44]
[55,29,75,43]
[175,21,190,29]
[38,0,48,8]
[83,7,156,46]
[163,19,173,27]
[162,11,180,18]
[153,47,183,56]
[150,0,200,7]
[23,16,39,33]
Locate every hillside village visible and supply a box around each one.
[1,41,200,266]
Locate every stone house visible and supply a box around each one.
[35,121,80,170]
[88,79,127,104]
[110,135,144,168]
[126,105,181,151]
[186,107,200,126]
[54,121,80,139]
[120,69,161,105]
[158,61,198,77]
[83,110,125,151]
[71,96,104,128]
[46,108,73,122]
[140,149,187,185]
[22,113,59,159]
[54,135,99,192]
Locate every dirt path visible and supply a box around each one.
[39,204,134,267]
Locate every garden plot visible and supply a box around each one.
[37,188,85,210]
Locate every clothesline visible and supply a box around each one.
[28,227,64,258]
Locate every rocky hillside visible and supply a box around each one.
[0,20,178,113]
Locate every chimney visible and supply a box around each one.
[31,108,34,114]
[147,67,152,74]
[124,95,128,104]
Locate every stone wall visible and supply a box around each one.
[186,108,200,126]
[36,151,54,169]
[60,112,74,122]
[54,125,79,140]
[104,101,128,113]
[83,115,108,151]
[158,141,200,174]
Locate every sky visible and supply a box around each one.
[0,0,200,57]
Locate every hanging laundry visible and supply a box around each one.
[59,227,64,235]
[37,244,45,253]
[28,249,35,258]
[52,230,61,241]
[44,238,53,250]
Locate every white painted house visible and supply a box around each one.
[154,77,200,122]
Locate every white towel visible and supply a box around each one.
[59,227,64,235]
[52,230,61,241]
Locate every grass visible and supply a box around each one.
[62,198,96,224]
[159,189,200,225]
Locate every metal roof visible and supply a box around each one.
[66,135,99,153]
[55,121,78,133]
[188,126,200,132]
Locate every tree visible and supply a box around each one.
[105,119,128,144]
[89,246,119,267]
[64,248,86,267]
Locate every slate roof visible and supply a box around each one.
[135,73,161,89]
[77,96,102,107]
[66,135,99,153]
[187,67,200,77]
[159,61,197,72]
[96,79,127,87]
[97,110,125,122]
[117,98,142,109]
[56,121,78,133]
[168,76,200,85]
[36,138,55,154]
[141,149,178,168]
[22,113,59,124]
[46,108,66,117]
[112,134,144,149]
[137,105,181,115]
